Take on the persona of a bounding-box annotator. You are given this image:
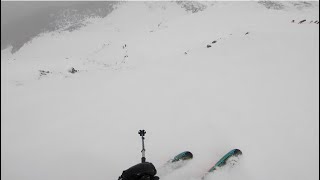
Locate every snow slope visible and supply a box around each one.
[1,2,319,180]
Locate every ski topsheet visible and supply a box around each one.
[157,151,193,177]
[157,149,242,179]
[202,149,242,179]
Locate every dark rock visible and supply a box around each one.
[39,70,50,73]
[299,20,306,24]
[68,67,78,74]
[39,70,51,76]
[207,45,212,48]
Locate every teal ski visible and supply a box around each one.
[171,151,193,162]
[157,151,193,177]
[202,149,242,179]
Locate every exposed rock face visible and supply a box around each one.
[258,1,285,10]
[176,1,207,13]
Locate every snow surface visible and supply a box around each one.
[1,2,319,180]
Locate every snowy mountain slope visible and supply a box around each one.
[1,2,319,180]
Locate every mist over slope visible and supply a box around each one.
[1,2,319,180]
[1,1,116,52]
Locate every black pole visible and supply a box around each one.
[138,130,146,163]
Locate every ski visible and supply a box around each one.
[157,151,193,177]
[202,149,242,179]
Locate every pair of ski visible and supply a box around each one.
[157,149,242,179]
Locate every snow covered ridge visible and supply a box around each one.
[257,1,318,10]
[49,2,116,33]
[1,1,319,82]
[2,1,318,90]
[176,1,208,13]
[258,1,287,10]
[1,1,319,54]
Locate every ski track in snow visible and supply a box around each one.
[1,2,319,180]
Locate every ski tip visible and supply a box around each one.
[207,149,243,173]
[232,149,242,156]
[172,151,193,162]
[183,151,193,159]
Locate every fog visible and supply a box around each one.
[1,1,116,52]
